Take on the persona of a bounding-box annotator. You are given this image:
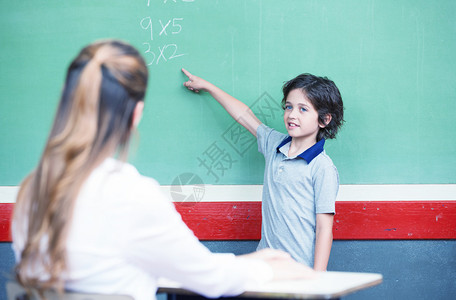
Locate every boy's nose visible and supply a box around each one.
[288,108,298,118]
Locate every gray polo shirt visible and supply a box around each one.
[256,124,339,266]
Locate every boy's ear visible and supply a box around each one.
[319,113,332,128]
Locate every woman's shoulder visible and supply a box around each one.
[83,158,165,205]
[100,158,158,182]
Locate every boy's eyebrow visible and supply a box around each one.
[286,101,310,107]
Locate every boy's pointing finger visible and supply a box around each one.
[181,68,192,79]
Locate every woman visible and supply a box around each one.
[12,39,313,300]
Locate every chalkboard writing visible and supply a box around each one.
[140,1,188,65]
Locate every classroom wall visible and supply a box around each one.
[1,241,456,300]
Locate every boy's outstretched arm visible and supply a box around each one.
[314,213,334,271]
[182,68,262,137]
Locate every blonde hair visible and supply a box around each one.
[13,39,148,295]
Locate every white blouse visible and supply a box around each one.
[12,158,272,300]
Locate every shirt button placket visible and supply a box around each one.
[278,164,284,176]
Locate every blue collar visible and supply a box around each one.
[276,137,325,163]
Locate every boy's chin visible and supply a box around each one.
[287,133,301,139]
[286,129,299,137]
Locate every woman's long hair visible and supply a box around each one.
[13,39,148,294]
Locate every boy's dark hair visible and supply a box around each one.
[281,73,344,141]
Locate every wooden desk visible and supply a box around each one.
[157,271,383,300]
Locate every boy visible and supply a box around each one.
[182,69,344,270]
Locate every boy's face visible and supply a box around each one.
[283,89,322,143]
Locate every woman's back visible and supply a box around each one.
[14,158,268,300]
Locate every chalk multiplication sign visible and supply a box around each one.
[141,0,194,65]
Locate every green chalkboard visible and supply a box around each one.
[1,0,455,186]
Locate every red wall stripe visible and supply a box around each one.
[0,203,13,242]
[174,201,456,240]
[1,201,455,242]
[175,202,262,240]
[333,201,456,240]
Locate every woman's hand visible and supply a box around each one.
[240,249,316,281]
